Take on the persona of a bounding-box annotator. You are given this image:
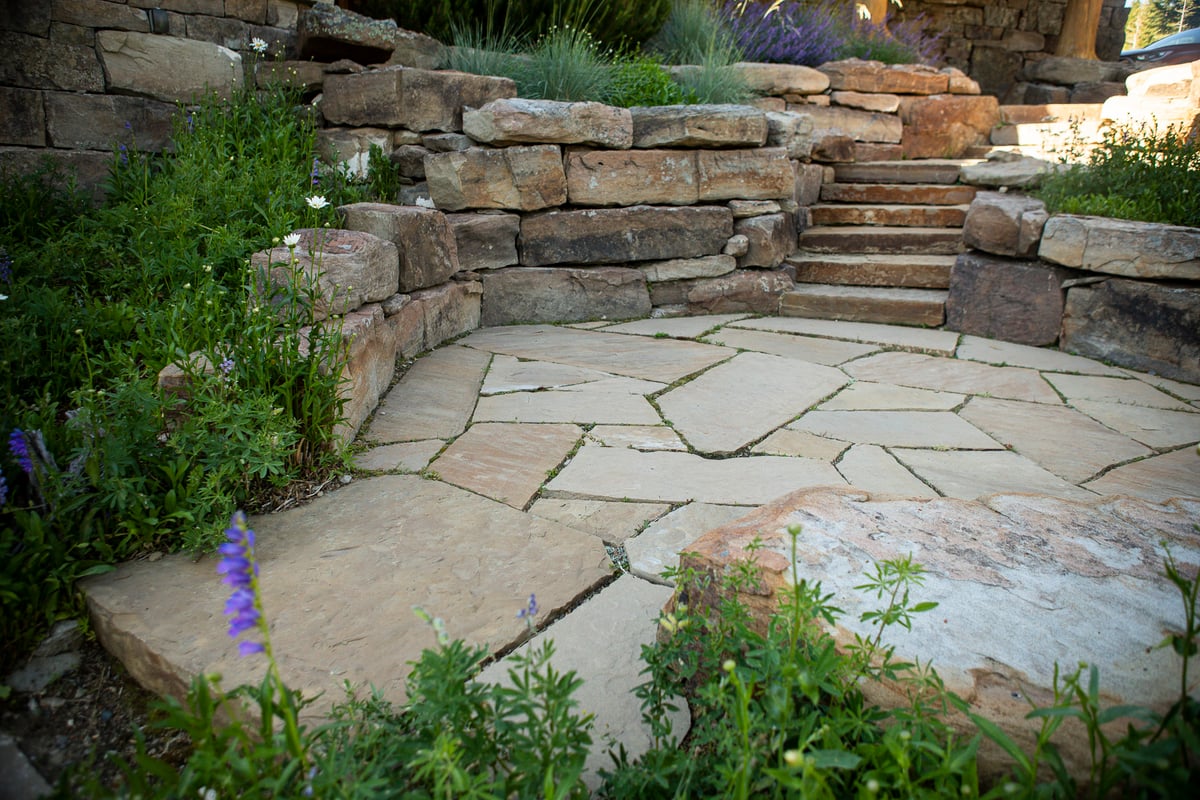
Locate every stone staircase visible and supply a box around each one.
[782,159,979,327]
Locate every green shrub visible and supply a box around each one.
[647,0,743,66]
[609,53,690,107]
[520,25,614,102]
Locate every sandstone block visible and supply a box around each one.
[0,32,103,92]
[465,98,633,148]
[53,0,149,31]
[1063,279,1200,384]
[811,134,856,162]
[410,279,482,351]
[794,162,825,207]
[898,94,999,159]
[182,14,248,51]
[324,303,398,441]
[446,212,519,270]
[649,269,793,314]
[1100,95,1199,132]
[946,253,1073,346]
[298,2,396,63]
[316,127,390,180]
[638,255,737,282]
[322,66,516,132]
[789,105,902,143]
[425,144,566,212]
[389,28,446,70]
[764,110,815,159]
[44,92,177,152]
[724,234,750,257]
[565,148,698,206]
[732,62,829,95]
[338,203,460,292]
[225,0,268,24]
[520,206,733,266]
[831,90,900,113]
[422,132,474,152]
[962,191,1048,258]
[481,267,650,326]
[1126,61,1195,99]
[0,88,45,147]
[960,151,1064,189]
[630,104,766,148]
[697,148,794,201]
[734,213,796,268]
[942,67,981,95]
[1024,56,1127,86]
[97,31,242,103]
[6,1,50,36]
[1039,215,1200,280]
[819,59,949,95]
[250,228,400,321]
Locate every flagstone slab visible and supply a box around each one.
[1044,374,1194,411]
[1123,371,1200,403]
[626,503,752,584]
[587,425,687,452]
[819,381,964,411]
[481,355,615,395]
[459,325,733,383]
[1070,400,1200,449]
[558,376,666,395]
[751,428,850,460]
[474,385,661,425]
[431,422,582,507]
[476,575,688,789]
[956,335,1126,376]
[835,444,938,498]
[730,317,959,355]
[600,314,748,338]
[891,449,1100,500]
[1084,448,1200,501]
[701,327,878,365]
[960,397,1153,484]
[366,345,490,443]
[793,410,1000,449]
[844,351,1061,404]
[529,499,671,544]
[658,352,849,454]
[544,445,847,505]
[81,475,611,718]
[353,440,444,472]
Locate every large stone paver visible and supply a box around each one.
[1044,373,1195,411]
[476,575,688,789]
[835,444,938,498]
[792,410,1000,449]
[1127,371,1200,403]
[892,449,1100,501]
[819,381,964,411]
[544,445,847,505]
[432,422,582,507]
[366,345,490,443]
[587,425,686,451]
[731,317,960,354]
[1084,447,1200,501]
[845,351,1062,404]
[81,476,611,717]
[626,503,752,584]
[481,355,615,394]
[529,498,671,544]
[1071,400,1200,449]
[459,324,733,383]
[353,440,444,472]
[474,386,662,425]
[657,352,849,454]
[751,428,849,460]
[955,335,1127,376]
[600,313,748,338]
[960,397,1153,483]
[701,327,879,365]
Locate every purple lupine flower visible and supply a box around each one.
[0,247,12,284]
[118,144,129,166]
[9,429,33,476]
[187,112,194,135]
[516,593,539,621]
[219,357,235,376]
[218,511,266,657]
[0,474,8,507]
[310,156,321,187]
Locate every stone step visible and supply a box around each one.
[819,182,978,206]
[832,159,974,185]
[786,253,956,289]
[810,203,969,228]
[990,119,1104,147]
[998,103,1105,125]
[780,284,947,326]
[797,225,964,255]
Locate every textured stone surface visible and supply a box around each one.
[788,104,902,143]
[353,440,444,472]
[751,428,849,459]
[898,94,999,159]
[97,30,242,103]
[586,425,686,452]
[733,212,795,268]
[0,87,44,147]
[601,314,748,339]
[528,499,669,544]
[835,444,937,498]
[251,228,399,321]
[626,503,751,584]
[1062,279,1200,384]
[733,62,829,95]
[520,206,733,267]
[831,90,900,113]
[1045,373,1193,411]
[704,327,877,365]
[1070,401,1200,449]
[731,317,960,354]
[673,487,1200,780]
[322,66,516,132]
[411,279,482,352]
[339,203,459,291]
[446,212,519,271]
[697,148,794,201]
[473,381,661,426]
[1084,448,1200,502]
[464,98,632,148]
[44,92,177,151]
[480,267,650,326]
[651,269,793,315]
[565,148,699,206]
[893,449,1099,500]
[82,476,611,715]
[297,1,396,63]
[630,104,766,148]
[431,422,581,508]
[820,59,949,95]
[946,253,1073,347]
[962,192,1048,258]
[793,410,999,449]
[764,110,816,159]
[425,145,566,212]
[0,32,104,92]
[960,151,1064,189]
[638,255,736,283]
[316,127,391,179]
[845,351,1062,403]
[366,345,489,443]
[481,356,612,394]
[1039,215,1200,280]
[819,382,963,411]
[954,335,1126,376]
[329,303,398,442]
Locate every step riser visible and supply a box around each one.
[780,292,945,327]
[789,260,952,289]
[820,184,978,206]
[810,205,967,228]
[799,229,963,256]
[833,161,967,185]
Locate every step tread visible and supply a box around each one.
[819,183,978,205]
[785,285,949,301]
[998,103,1106,125]
[780,284,947,326]
[787,253,955,289]
[799,224,965,236]
[798,225,964,255]
[787,253,960,266]
[809,203,969,229]
[832,160,979,185]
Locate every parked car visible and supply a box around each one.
[1121,27,1200,66]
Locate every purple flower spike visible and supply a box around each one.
[219,511,266,657]
[9,429,32,476]
[516,593,539,620]
[238,641,266,657]
[0,474,8,507]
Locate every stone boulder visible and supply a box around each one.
[648,269,793,314]
[338,203,460,292]
[481,267,651,326]
[898,94,999,159]
[97,31,242,103]
[446,212,519,270]
[1126,61,1195,99]
[1063,279,1200,384]
[946,253,1074,347]
[697,148,794,201]
[959,151,1064,189]
[250,228,399,321]
[962,192,1048,258]
[787,105,902,143]
[465,98,633,148]
[732,62,829,95]
[44,93,177,152]
[425,145,567,212]
[764,110,815,159]
[322,66,516,132]
[819,59,949,95]
[323,303,398,442]
[1100,95,1199,132]
[297,2,397,64]
[1039,215,1200,280]
[1024,56,1130,86]
[831,90,900,113]
[638,255,737,283]
[734,212,796,268]
[520,206,733,266]
[389,28,447,70]
[630,104,767,148]
[565,149,699,206]
[316,127,391,179]
[667,486,1200,783]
